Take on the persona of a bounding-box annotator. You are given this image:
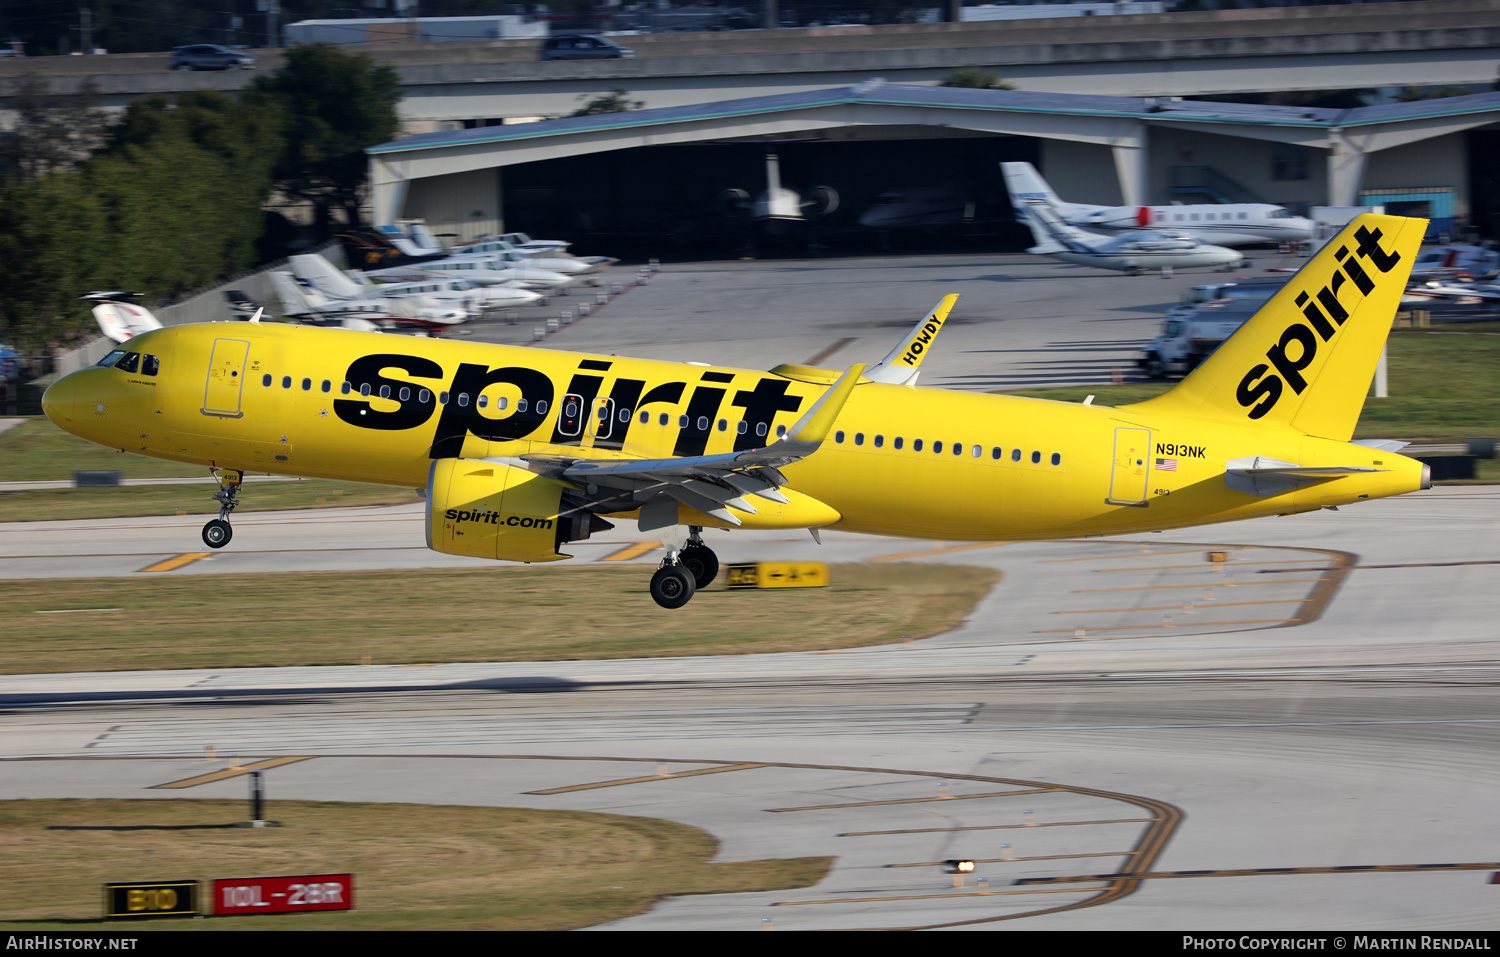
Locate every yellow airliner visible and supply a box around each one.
[43,215,1428,607]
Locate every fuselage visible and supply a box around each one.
[42,321,1424,543]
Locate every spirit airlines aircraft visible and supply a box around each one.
[1003,162,1316,248]
[44,216,1428,608]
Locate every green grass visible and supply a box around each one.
[0,418,206,482]
[0,563,1000,673]
[0,799,832,930]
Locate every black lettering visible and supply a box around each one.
[334,354,443,431]
[729,377,803,452]
[1302,300,1336,340]
[700,371,735,383]
[429,364,554,458]
[1354,225,1402,272]
[445,508,457,520]
[673,385,727,457]
[1342,256,1375,295]
[579,359,612,371]
[1265,323,1319,394]
[1316,285,1351,327]
[1237,363,1283,419]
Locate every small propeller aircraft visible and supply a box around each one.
[45,216,1428,608]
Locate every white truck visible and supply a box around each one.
[1139,279,1286,378]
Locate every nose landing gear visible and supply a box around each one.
[648,526,719,609]
[202,468,242,549]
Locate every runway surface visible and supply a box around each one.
[3,251,1497,929]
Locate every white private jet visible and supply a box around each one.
[267,272,464,335]
[364,257,577,293]
[83,292,164,343]
[1002,162,1316,248]
[1013,199,1243,274]
[722,146,838,231]
[290,254,542,312]
[1408,243,1500,279]
[441,243,616,279]
[858,186,974,229]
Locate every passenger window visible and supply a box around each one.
[419,389,431,403]
[497,397,507,410]
[953,443,963,456]
[379,385,391,399]
[776,424,787,437]
[399,387,411,402]
[302,378,312,391]
[696,416,708,431]
[1012,448,1021,461]
[894,437,903,450]
[341,382,351,395]
[263,374,272,387]
[1051,453,1061,465]
[933,441,943,453]
[736,420,747,434]
[516,398,528,412]
[439,391,449,404]
[620,408,631,422]
[457,393,469,407]
[873,435,883,448]
[756,422,768,437]
[97,350,126,368]
[854,433,864,446]
[536,400,548,414]
[913,439,922,451]
[322,380,332,393]
[142,355,160,376]
[992,447,1002,460]
[835,431,845,444]
[679,415,688,428]
[283,376,292,389]
[640,411,650,424]
[1031,451,1041,464]
[478,395,488,409]
[659,413,669,426]
[117,353,140,373]
[717,419,727,432]
[972,445,981,458]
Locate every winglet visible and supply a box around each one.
[866,295,958,385]
[783,363,865,446]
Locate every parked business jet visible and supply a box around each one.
[366,257,576,293]
[84,292,164,343]
[44,216,1427,608]
[1002,162,1316,248]
[858,187,974,229]
[722,146,838,230]
[1014,199,1243,274]
[290,254,542,311]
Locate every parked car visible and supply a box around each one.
[169,44,255,71]
[538,35,634,61]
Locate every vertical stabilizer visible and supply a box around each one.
[1121,214,1425,441]
[290,254,366,301]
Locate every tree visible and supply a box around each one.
[569,89,646,117]
[247,43,401,235]
[939,67,1016,91]
[0,77,111,183]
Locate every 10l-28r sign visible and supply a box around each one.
[211,874,354,915]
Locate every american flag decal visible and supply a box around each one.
[1156,458,1178,471]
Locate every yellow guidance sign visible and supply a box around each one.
[725,562,829,589]
[104,880,197,919]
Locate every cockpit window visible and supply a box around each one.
[141,354,160,376]
[97,350,126,368]
[116,352,140,374]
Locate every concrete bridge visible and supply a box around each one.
[2,0,1498,128]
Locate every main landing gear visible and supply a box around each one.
[649,526,719,609]
[202,468,242,549]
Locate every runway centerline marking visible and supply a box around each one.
[598,541,658,562]
[840,818,1154,836]
[1017,862,1500,884]
[769,787,1061,812]
[138,552,213,573]
[891,851,1132,867]
[526,763,763,794]
[148,756,312,789]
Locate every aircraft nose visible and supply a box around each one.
[42,368,99,435]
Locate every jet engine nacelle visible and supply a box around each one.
[1086,206,1153,229]
[426,459,611,563]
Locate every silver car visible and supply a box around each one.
[169,44,255,71]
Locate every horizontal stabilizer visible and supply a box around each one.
[1353,439,1410,453]
[1226,455,1383,497]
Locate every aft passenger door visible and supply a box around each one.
[202,338,250,419]
[1106,426,1150,506]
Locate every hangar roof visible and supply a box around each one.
[369,82,1500,156]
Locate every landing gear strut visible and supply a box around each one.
[648,526,719,609]
[203,469,242,549]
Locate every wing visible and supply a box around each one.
[514,364,865,531]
